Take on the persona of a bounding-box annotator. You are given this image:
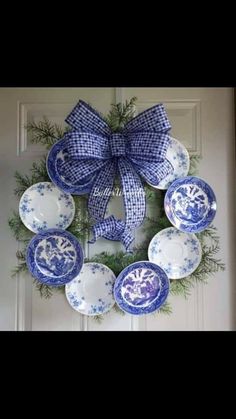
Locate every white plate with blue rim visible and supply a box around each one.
[113,261,170,315]
[164,176,217,233]
[26,228,84,286]
[46,137,96,195]
[65,263,116,316]
[19,182,75,233]
[148,227,202,279]
[147,137,190,190]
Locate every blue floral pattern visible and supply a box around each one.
[65,263,116,316]
[19,182,75,233]
[149,137,190,190]
[26,229,84,286]
[19,194,34,218]
[164,176,217,232]
[148,227,202,279]
[114,261,169,315]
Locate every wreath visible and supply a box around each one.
[9,97,225,322]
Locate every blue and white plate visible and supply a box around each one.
[164,176,217,233]
[19,182,75,233]
[46,137,96,195]
[148,137,190,190]
[26,229,84,286]
[114,261,170,315]
[148,227,202,279]
[65,263,116,316]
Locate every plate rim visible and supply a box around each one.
[146,136,190,190]
[46,137,96,195]
[26,228,84,287]
[113,260,170,316]
[19,181,75,233]
[65,262,116,316]
[164,175,217,233]
[148,226,202,279]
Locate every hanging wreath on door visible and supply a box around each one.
[9,97,225,322]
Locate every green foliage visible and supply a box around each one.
[104,97,137,132]
[26,117,67,149]
[188,155,202,176]
[8,211,34,241]
[14,157,50,197]
[8,98,225,323]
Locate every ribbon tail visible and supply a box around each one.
[118,157,146,229]
[88,216,134,252]
[88,160,117,222]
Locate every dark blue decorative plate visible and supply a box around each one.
[46,137,95,195]
[164,176,217,233]
[26,229,84,287]
[114,261,170,315]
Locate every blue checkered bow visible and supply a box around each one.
[60,100,172,251]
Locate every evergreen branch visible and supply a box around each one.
[33,280,54,299]
[26,117,66,149]
[112,303,125,316]
[188,155,201,176]
[14,157,50,197]
[156,301,172,315]
[14,172,35,197]
[11,261,28,277]
[170,278,194,298]
[196,224,220,244]
[104,97,137,131]
[92,315,104,323]
[8,212,34,241]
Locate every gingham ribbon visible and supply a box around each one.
[60,100,172,250]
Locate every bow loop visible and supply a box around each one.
[123,103,171,134]
[66,100,111,136]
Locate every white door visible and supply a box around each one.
[0,87,235,331]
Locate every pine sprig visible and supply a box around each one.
[33,280,55,299]
[14,157,50,197]
[104,97,137,131]
[157,301,172,315]
[8,211,34,241]
[188,155,202,176]
[26,117,66,149]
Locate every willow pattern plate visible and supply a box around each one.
[46,137,96,195]
[114,261,170,315]
[148,227,202,279]
[19,182,75,233]
[65,263,116,316]
[164,176,217,233]
[26,229,84,286]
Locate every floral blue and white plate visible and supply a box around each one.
[65,263,116,315]
[46,137,96,195]
[114,261,170,315]
[147,137,190,190]
[19,182,75,233]
[26,229,84,286]
[164,176,217,233]
[148,227,202,279]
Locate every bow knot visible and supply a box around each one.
[110,133,126,157]
[61,100,173,251]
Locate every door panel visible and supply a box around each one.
[0,88,234,330]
